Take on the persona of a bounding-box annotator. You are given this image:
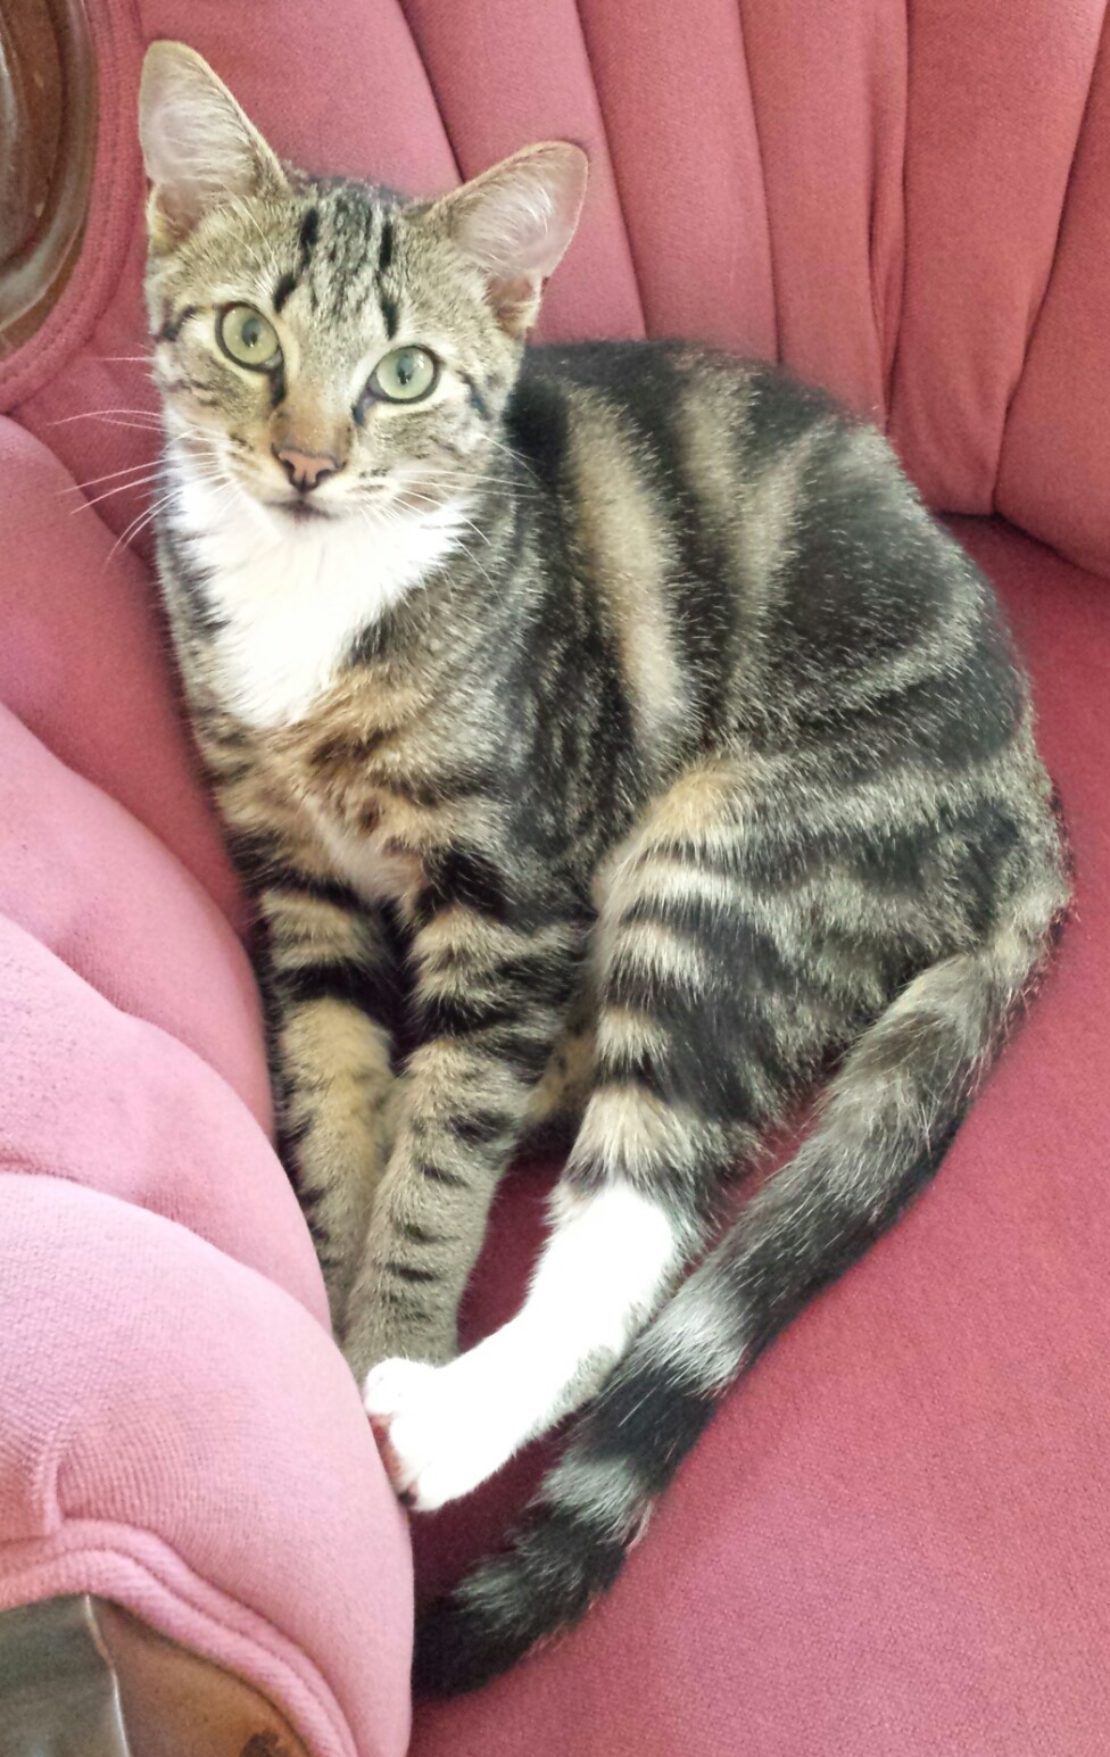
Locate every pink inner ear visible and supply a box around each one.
[487,273,545,338]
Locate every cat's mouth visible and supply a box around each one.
[270,499,335,524]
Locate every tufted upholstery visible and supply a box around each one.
[1,4,1109,1754]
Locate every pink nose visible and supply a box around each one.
[272,445,341,493]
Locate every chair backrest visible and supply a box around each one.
[1,0,1107,573]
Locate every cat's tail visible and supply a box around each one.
[413,874,1066,1697]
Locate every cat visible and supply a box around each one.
[138,42,1068,1696]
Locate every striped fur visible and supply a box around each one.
[140,44,1069,1694]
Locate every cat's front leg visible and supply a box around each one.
[256,874,405,1329]
[342,851,581,1381]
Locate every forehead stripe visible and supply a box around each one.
[378,216,395,274]
[380,292,400,339]
[272,271,297,313]
[156,302,197,344]
[298,207,320,273]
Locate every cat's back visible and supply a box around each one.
[506,337,1025,769]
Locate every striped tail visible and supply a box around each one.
[413,893,1063,1696]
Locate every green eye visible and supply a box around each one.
[369,345,438,404]
[217,304,282,370]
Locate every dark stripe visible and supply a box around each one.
[310,729,396,769]
[273,271,298,313]
[378,217,395,273]
[490,952,579,1009]
[461,373,491,421]
[380,293,400,339]
[413,1501,628,1698]
[159,374,215,397]
[298,207,320,272]
[412,847,513,927]
[261,870,362,911]
[398,1219,447,1246]
[377,1287,430,1320]
[384,1260,438,1284]
[421,992,519,1036]
[741,1112,966,1369]
[584,1357,713,1492]
[444,1109,512,1148]
[421,1163,470,1189]
[504,370,571,495]
[376,769,491,810]
[156,303,197,344]
[484,1027,555,1079]
[277,959,397,1038]
[268,362,286,408]
[212,758,252,786]
[159,524,227,638]
[225,830,286,890]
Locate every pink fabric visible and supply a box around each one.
[0,419,240,924]
[0,707,267,1127]
[997,24,1110,577]
[889,0,1106,512]
[1,5,1109,1755]
[0,1179,411,1757]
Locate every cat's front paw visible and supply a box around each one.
[363,1354,523,1512]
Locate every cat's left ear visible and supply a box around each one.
[428,143,588,338]
[139,41,288,251]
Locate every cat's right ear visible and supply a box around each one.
[427,142,589,338]
[139,42,287,251]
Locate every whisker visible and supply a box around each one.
[50,408,162,424]
[60,458,168,495]
[74,461,228,516]
[484,432,542,485]
[104,505,163,569]
[71,472,167,513]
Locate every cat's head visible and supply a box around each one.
[138,42,586,529]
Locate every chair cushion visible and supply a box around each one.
[0,414,416,1754]
[0,1178,412,1757]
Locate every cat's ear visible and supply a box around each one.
[139,41,287,251]
[430,143,588,337]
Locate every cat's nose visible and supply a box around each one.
[272,444,342,494]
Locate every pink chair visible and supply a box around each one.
[2,3,1108,1752]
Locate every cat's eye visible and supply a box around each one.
[368,345,439,404]
[216,304,282,371]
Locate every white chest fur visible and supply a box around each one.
[167,464,465,730]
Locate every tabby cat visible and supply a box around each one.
[138,42,1068,1695]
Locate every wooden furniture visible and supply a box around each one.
[0,0,95,353]
[0,1596,312,1756]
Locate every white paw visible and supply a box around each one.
[363,1351,527,1512]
